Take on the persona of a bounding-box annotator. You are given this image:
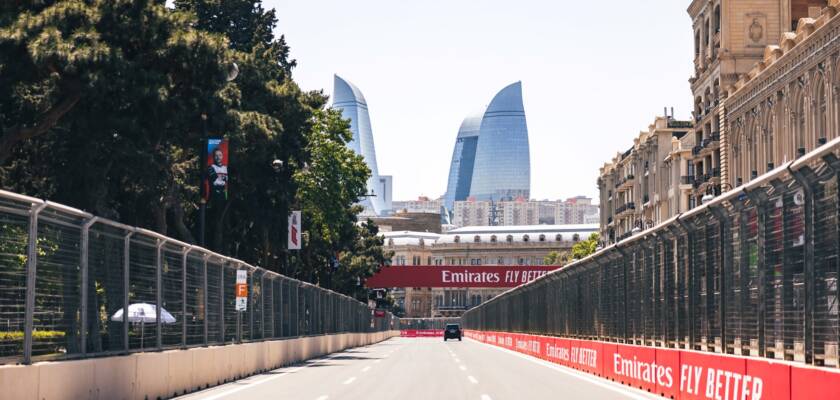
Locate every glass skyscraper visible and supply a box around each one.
[332,75,391,216]
[444,81,531,210]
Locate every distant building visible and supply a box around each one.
[554,196,599,225]
[392,196,443,214]
[452,197,598,228]
[444,82,531,210]
[381,224,598,318]
[332,75,392,216]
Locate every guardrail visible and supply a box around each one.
[463,136,840,368]
[0,190,398,365]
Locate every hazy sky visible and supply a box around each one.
[267,1,694,201]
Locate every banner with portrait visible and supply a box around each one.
[203,137,229,202]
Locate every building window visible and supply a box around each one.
[490,235,497,243]
[454,235,460,243]
[555,234,563,242]
[523,234,529,242]
[573,233,580,242]
[474,235,481,243]
[538,234,546,242]
[506,235,513,242]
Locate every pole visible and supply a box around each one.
[199,113,208,247]
[23,202,47,365]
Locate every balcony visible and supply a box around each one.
[692,146,702,156]
[680,176,694,185]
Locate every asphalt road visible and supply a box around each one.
[177,337,665,400]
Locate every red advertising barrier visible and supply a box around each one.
[400,329,444,338]
[464,330,840,400]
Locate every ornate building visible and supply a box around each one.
[724,4,840,187]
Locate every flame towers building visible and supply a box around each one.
[444,82,531,210]
[332,75,392,216]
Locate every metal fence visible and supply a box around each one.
[0,191,398,365]
[463,137,840,368]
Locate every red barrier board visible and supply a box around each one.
[463,330,840,400]
[400,329,443,338]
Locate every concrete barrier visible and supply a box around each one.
[0,331,399,400]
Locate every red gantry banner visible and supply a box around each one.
[365,265,561,288]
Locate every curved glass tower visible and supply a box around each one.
[443,106,485,211]
[444,82,531,207]
[332,75,386,215]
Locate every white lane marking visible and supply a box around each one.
[361,366,371,372]
[374,359,381,363]
[459,365,467,371]
[343,377,357,385]
[481,395,492,400]
[465,338,660,400]
[454,358,461,363]
[467,375,478,384]
[316,396,328,400]
[190,351,348,400]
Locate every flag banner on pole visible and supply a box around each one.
[288,210,302,250]
[204,137,229,202]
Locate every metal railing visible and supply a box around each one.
[0,191,398,365]
[463,137,840,368]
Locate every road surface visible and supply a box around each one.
[177,337,664,400]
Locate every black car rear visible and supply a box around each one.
[444,323,462,341]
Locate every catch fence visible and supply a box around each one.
[0,191,397,365]
[463,138,840,368]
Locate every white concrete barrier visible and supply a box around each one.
[0,331,399,400]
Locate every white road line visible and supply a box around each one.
[343,377,357,385]
[467,375,479,384]
[454,358,461,363]
[459,365,467,371]
[361,366,371,372]
[465,338,660,400]
[187,351,348,400]
[481,395,492,400]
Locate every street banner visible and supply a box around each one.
[364,265,561,288]
[464,329,840,400]
[235,270,247,311]
[288,210,302,250]
[203,137,229,202]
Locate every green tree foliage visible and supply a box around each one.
[543,251,563,266]
[0,0,393,298]
[570,233,600,261]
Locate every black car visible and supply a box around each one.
[443,323,462,341]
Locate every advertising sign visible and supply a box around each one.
[235,270,247,311]
[364,265,561,288]
[203,137,229,202]
[288,210,302,250]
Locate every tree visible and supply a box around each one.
[543,251,564,266]
[570,233,600,261]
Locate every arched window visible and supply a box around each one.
[538,234,546,242]
[573,234,580,242]
[794,94,807,155]
[474,235,481,243]
[387,238,394,246]
[506,235,513,243]
[555,234,563,242]
[522,234,530,242]
[490,235,497,243]
[816,79,827,144]
[454,235,460,243]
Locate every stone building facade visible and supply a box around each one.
[598,0,834,245]
[724,5,840,187]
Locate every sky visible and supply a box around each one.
[267,1,695,201]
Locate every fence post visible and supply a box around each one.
[182,247,191,348]
[745,187,769,357]
[203,254,209,346]
[261,273,266,340]
[615,246,629,343]
[123,231,133,352]
[790,166,818,364]
[677,218,696,349]
[219,260,225,343]
[155,238,167,350]
[79,217,98,356]
[23,202,47,365]
[709,204,730,354]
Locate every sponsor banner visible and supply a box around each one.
[364,265,561,288]
[400,329,444,338]
[655,347,681,399]
[464,330,840,400]
[204,137,229,202]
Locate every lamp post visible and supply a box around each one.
[198,63,238,247]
